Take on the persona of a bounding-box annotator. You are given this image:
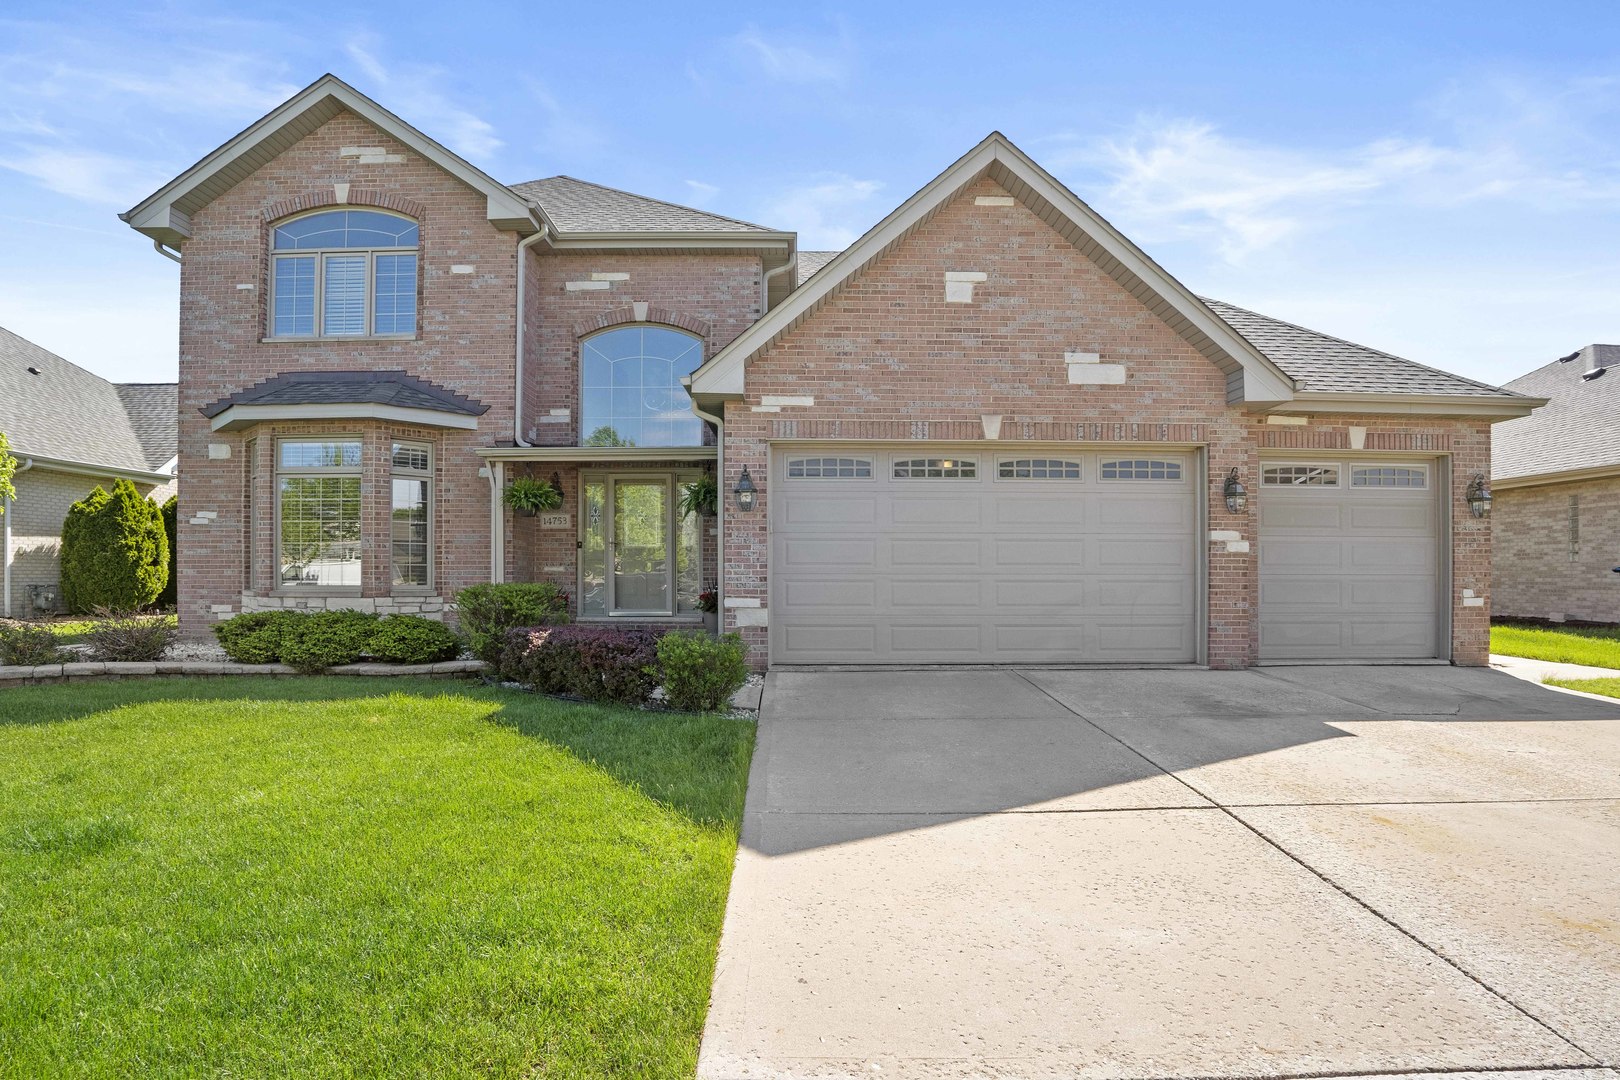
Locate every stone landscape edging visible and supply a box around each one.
[0,659,490,688]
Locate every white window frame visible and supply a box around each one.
[273,437,364,594]
[785,456,876,480]
[1099,458,1184,482]
[268,210,419,341]
[892,456,979,480]
[577,469,705,620]
[390,441,434,593]
[996,457,1083,480]
[1262,462,1342,487]
[1350,464,1429,489]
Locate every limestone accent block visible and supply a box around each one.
[944,271,987,303]
[565,280,612,292]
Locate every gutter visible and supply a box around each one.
[761,254,797,314]
[3,457,35,618]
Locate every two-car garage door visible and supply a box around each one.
[771,447,1198,664]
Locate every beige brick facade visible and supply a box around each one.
[1493,476,1620,624]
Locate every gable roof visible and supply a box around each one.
[1493,345,1620,484]
[114,384,179,469]
[1203,300,1524,399]
[511,176,779,235]
[689,132,1297,407]
[0,326,173,477]
[796,250,840,286]
[122,74,538,247]
[200,370,489,432]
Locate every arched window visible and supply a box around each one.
[580,325,704,447]
[270,209,419,338]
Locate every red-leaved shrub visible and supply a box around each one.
[501,625,663,706]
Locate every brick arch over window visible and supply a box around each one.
[572,305,712,342]
[262,189,427,225]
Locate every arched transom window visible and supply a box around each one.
[270,209,419,338]
[580,326,704,447]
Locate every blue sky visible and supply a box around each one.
[2,0,1617,385]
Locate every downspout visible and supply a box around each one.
[513,222,551,448]
[152,240,182,263]
[3,457,35,618]
[760,254,797,314]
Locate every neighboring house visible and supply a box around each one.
[0,327,178,617]
[1492,344,1620,624]
[121,73,1538,668]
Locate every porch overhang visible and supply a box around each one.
[475,445,718,463]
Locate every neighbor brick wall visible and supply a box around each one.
[1493,476,1620,624]
[719,178,1495,668]
[176,109,520,638]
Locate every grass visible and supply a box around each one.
[0,676,755,1078]
[1490,621,1620,669]
[1547,677,1620,700]
[25,613,178,645]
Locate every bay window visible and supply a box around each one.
[270,209,419,338]
[277,439,362,589]
[391,442,432,588]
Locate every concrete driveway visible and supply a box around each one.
[699,666,1620,1080]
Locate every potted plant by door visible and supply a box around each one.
[678,473,718,519]
[503,476,563,518]
[697,587,719,633]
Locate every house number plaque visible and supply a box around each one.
[538,513,571,530]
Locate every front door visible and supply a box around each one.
[611,478,672,615]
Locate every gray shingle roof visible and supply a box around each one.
[0,326,163,474]
[115,383,178,469]
[509,175,780,234]
[1493,346,1620,482]
[797,250,840,286]
[200,370,489,418]
[1202,299,1522,398]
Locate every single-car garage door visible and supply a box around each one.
[771,447,1198,664]
[1258,459,1443,660]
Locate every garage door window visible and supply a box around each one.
[894,457,977,479]
[1263,463,1339,486]
[1101,458,1182,481]
[786,456,873,479]
[998,458,1082,479]
[1352,466,1427,488]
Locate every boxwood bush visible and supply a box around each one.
[277,610,378,673]
[456,583,569,663]
[0,620,66,666]
[656,631,750,712]
[213,610,461,671]
[369,614,461,664]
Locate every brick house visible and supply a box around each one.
[123,74,1540,668]
[1,326,177,617]
[1491,344,1620,624]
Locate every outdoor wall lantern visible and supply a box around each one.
[734,466,758,512]
[1223,468,1248,513]
[1465,473,1492,518]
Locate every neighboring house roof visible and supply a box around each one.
[114,383,179,469]
[0,326,173,478]
[1202,299,1525,399]
[691,132,1299,409]
[122,73,539,247]
[200,370,489,432]
[797,250,840,286]
[511,176,779,235]
[1493,345,1620,484]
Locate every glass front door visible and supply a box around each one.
[611,479,671,614]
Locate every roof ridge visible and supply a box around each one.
[1203,297,1522,397]
[513,174,780,232]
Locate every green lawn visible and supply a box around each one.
[0,677,755,1078]
[1490,622,1620,669]
[1547,677,1620,700]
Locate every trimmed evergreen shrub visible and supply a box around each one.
[85,610,177,662]
[455,582,570,663]
[158,496,178,609]
[0,620,65,666]
[277,610,380,673]
[501,625,662,706]
[368,615,461,664]
[213,611,294,664]
[656,631,750,712]
[59,480,168,613]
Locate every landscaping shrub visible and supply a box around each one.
[0,620,65,666]
[368,615,461,664]
[59,480,169,613]
[277,610,379,673]
[85,609,177,662]
[501,625,662,706]
[456,582,569,663]
[158,496,178,608]
[657,631,750,712]
[214,611,294,664]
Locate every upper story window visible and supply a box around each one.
[270,209,419,339]
[580,326,704,447]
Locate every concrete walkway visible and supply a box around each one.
[1492,651,1620,684]
[700,666,1620,1080]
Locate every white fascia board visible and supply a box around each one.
[1269,392,1544,420]
[1492,464,1620,490]
[208,402,481,431]
[475,445,718,462]
[11,453,176,485]
[122,73,540,243]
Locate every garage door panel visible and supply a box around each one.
[773,447,1197,664]
[1259,460,1440,660]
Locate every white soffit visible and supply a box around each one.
[687,132,1296,407]
[208,402,480,432]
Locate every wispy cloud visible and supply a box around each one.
[522,78,607,159]
[344,34,501,160]
[730,22,854,84]
[684,179,720,205]
[761,173,883,248]
[0,146,168,205]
